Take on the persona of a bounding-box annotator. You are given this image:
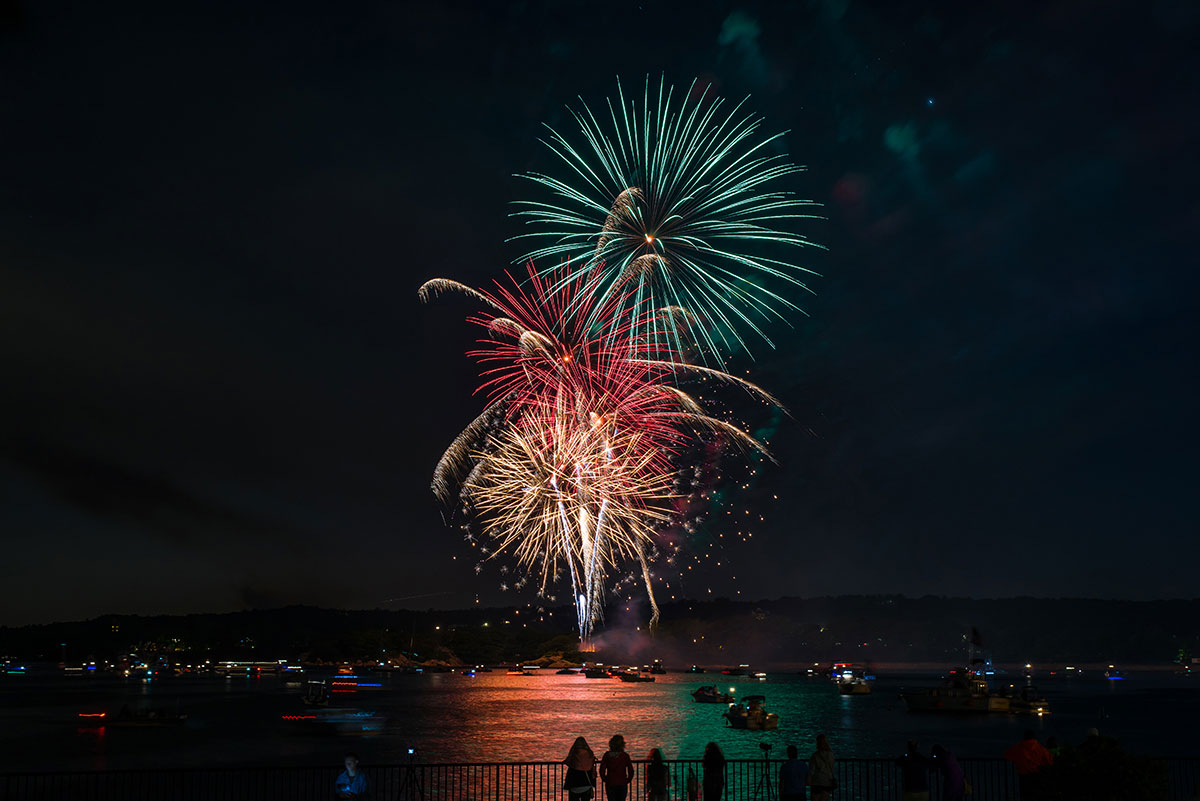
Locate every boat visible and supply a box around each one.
[303,680,331,707]
[1006,684,1051,716]
[687,665,707,674]
[835,665,872,694]
[723,695,779,730]
[902,670,1011,714]
[1104,665,1126,680]
[721,664,751,676]
[505,669,532,676]
[583,666,612,678]
[692,685,733,703]
[838,675,872,695]
[649,660,667,675]
[617,671,655,683]
[556,668,577,675]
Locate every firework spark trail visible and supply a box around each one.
[420,264,777,639]
[512,75,825,361]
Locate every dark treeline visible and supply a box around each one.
[2,595,1197,667]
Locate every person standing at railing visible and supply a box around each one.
[779,744,810,801]
[809,735,837,801]
[600,735,635,801]
[929,745,965,801]
[896,740,933,801]
[645,748,670,801]
[335,753,369,799]
[1003,730,1053,800]
[702,742,726,801]
[564,736,598,801]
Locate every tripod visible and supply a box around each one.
[752,745,775,801]
[395,751,425,801]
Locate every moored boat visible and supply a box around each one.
[723,695,779,730]
[902,670,1010,714]
[1006,683,1051,716]
[692,685,733,703]
[838,675,871,695]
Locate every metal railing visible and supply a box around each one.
[2,757,1197,801]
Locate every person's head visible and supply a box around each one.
[571,736,590,752]
[786,745,798,759]
[816,734,831,752]
[1023,729,1037,741]
[344,753,359,774]
[609,734,625,752]
[704,742,723,760]
[648,748,664,763]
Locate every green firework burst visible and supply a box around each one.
[511,75,825,360]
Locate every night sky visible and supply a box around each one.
[2,0,1197,626]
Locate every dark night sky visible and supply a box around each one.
[2,0,1197,625]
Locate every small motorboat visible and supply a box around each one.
[505,669,532,676]
[723,695,779,730]
[692,685,733,704]
[556,668,577,675]
[649,660,667,675]
[617,671,655,683]
[721,664,751,676]
[583,666,612,678]
[687,665,707,674]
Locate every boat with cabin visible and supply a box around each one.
[723,695,779,730]
[692,685,733,703]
